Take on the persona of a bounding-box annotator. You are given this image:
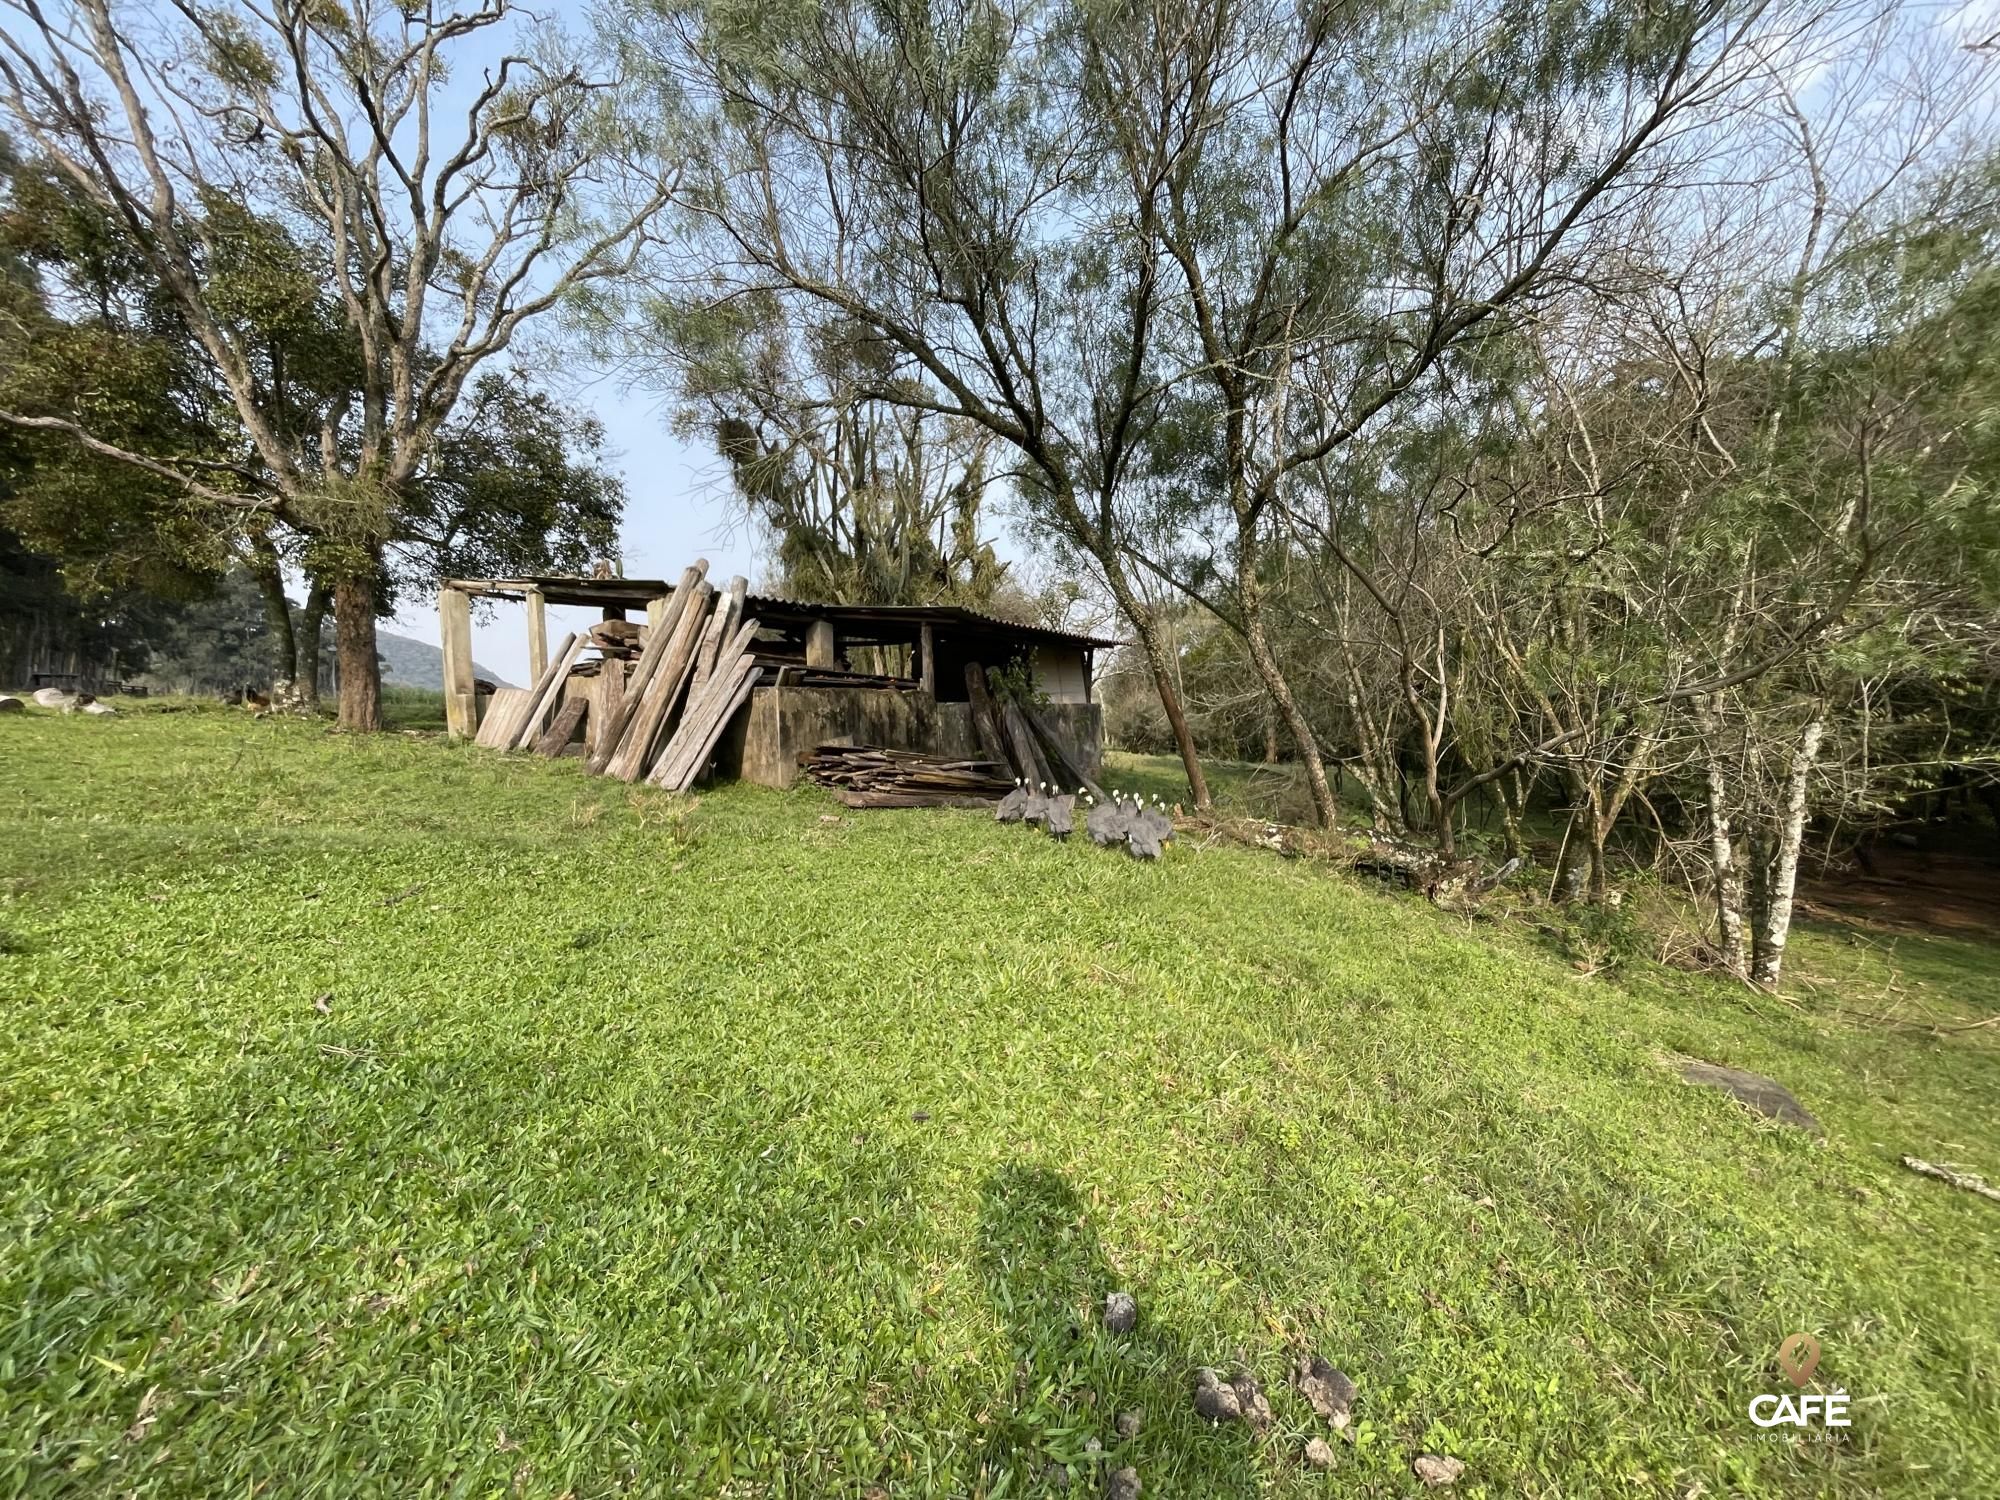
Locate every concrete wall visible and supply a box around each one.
[722,685,1104,789]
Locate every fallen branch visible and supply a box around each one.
[1901,1156,2000,1206]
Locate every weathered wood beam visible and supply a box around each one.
[805,618,836,668]
[526,587,549,685]
[439,586,477,740]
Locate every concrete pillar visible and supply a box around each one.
[526,587,549,684]
[439,586,476,739]
[805,619,836,668]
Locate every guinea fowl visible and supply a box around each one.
[1136,796,1174,845]
[1022,780,1051,826]
[1044,789,1078,839]
[995,778,1030,822]
[1084,793,1124,847]
[1124,796,1166,860]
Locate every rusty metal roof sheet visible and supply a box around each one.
[445,575,1124,649]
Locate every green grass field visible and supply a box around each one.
[2,704,1996,1497]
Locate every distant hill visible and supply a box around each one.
[377,627,512,692]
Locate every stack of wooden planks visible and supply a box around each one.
[474,559,764,790]
[799,744,1017,808]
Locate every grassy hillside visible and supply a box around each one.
[1,705,1995,1497]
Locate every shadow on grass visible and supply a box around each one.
[976,1163,1264,1496]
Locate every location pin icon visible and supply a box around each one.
[1777,1333,1821,1387]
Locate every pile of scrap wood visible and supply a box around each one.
[472,559,763,791]
[799,745,1017,807]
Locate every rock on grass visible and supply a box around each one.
[1292,1353,1356,1427]
[1227,1371,1272,1430]
[1304,1437,1336,1470]
[1192,1367,1242,1424]
[1414,1454,1466,1487]
[1105,1465,1140,1500]
[1103,1290,1137,1334]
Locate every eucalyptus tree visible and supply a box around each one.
[0,0,676,728]
[649,296,1009,608]
[627,0,1217,805]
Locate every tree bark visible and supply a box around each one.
[247,537,296,696]
[1750,716,1825,988]
[1238,559,1338,826]
[295,579,330,709]
[1128,608,1211,811]
[333,571,382,732]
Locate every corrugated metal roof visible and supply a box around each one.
[446,575,1125,649]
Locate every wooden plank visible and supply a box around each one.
[919,622,936,700]
[603,580,714,782]
[1000,698,1053,788]
[962,662,1011,767]
[692,575,747,693]
[526,587,549,684]
[1023,703,1105,800]
[511,631,589,750]
[440,587,476,739]
[475,687,529,748]
[488,636,572,749]
[589,562,706,774]
[649,617,761,789]
[669,662,762,792]
[534,696,589,756]
[654,657,762,792]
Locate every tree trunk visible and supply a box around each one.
[1238,560,1337,826]
[1750,716,1825,988]
[1129,609,1211,811]
[247,537,296,697]
[295,579,330,710]
[333,572,382,732]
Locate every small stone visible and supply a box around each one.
[1304,1437,1336,1471]
[1292,1354,1356,1427]
[1192,1367,1242,1424]
[1046,1461,1071,1489]
[1115,1407,1144,1439]
[1084,1437,1102,1455]
[312,991,333,1015]
[1105,1465,1140,1500]
[910,1109,931,1122]
[1228,1371,1272,1430]
[1414,1454,1465,1487]
[1103,1291,1137,1334]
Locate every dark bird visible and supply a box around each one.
[996,777,1029,822]
[1125,797,1164,860]
[1022,780,1051,826]
[1084,792,1123,847]
[1136,796,1174,845]
[1044,789,1078,839]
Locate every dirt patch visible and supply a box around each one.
[1799,846,2000,939]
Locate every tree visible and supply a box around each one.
[650,298,1009,607]
[631,0,1216,806]
[0,0,675,727]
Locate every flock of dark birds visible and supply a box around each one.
[995,780,1176,859]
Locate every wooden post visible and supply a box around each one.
[805,618,836,668]
[918,622,936,700]
[526,587,549,684]
[440,586,476,739]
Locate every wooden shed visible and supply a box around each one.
[439,571,1113,789]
